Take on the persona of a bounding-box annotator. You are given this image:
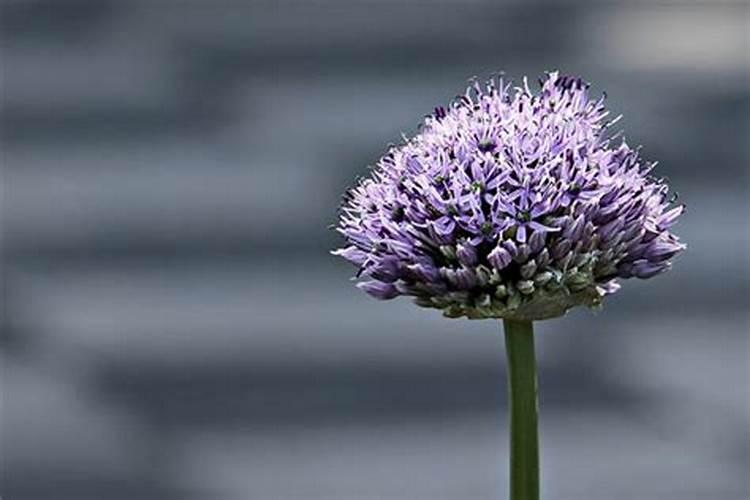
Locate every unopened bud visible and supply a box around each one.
[520,260,537,279]
[476,293,492,308]
[517,280,535,295]
[534,271,553,286]
[440,245,457,260]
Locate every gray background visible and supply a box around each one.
[1,1,748,499]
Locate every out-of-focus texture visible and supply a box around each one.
[1,2,748,499]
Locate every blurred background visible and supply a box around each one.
[1,1,748,499]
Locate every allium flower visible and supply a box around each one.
[334,72,685,321]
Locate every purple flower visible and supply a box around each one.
[334,72,685,320]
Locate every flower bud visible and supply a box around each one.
[456,242,478,266]
[488,245,513,270]
[357,280,399,300]
[534,271,553,286]
[517,280,535,295]
[514,244,531,263]
[520,260,537,279]
[440,245,457,260]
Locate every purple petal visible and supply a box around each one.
[562,215,585,241]
[454,267,479,289]
[620,259,670,279]
[407,262,440,283]
[456,242,478,266]
[332,246,368,266]
[516,225,527,243]
[644,239,685,262]
[598,217,625,242]
[633,260,670,279]
[528,221,560,233]
[502,239,518,257]
[488,246,513,270]
[357,280,399,300]
[368,256,400,283]
[528,230,546,253]
[657,205,685,230]
[432,216,456,236]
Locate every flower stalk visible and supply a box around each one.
[333,71,686,500]
[504,319,539,500]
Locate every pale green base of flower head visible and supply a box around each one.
[414,263,612,321]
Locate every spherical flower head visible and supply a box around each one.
[334,72,685,321]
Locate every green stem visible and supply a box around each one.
[503,319,539,500]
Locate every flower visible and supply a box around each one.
[334,72,685,320]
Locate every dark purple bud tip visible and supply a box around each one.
[478,140,496,153]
